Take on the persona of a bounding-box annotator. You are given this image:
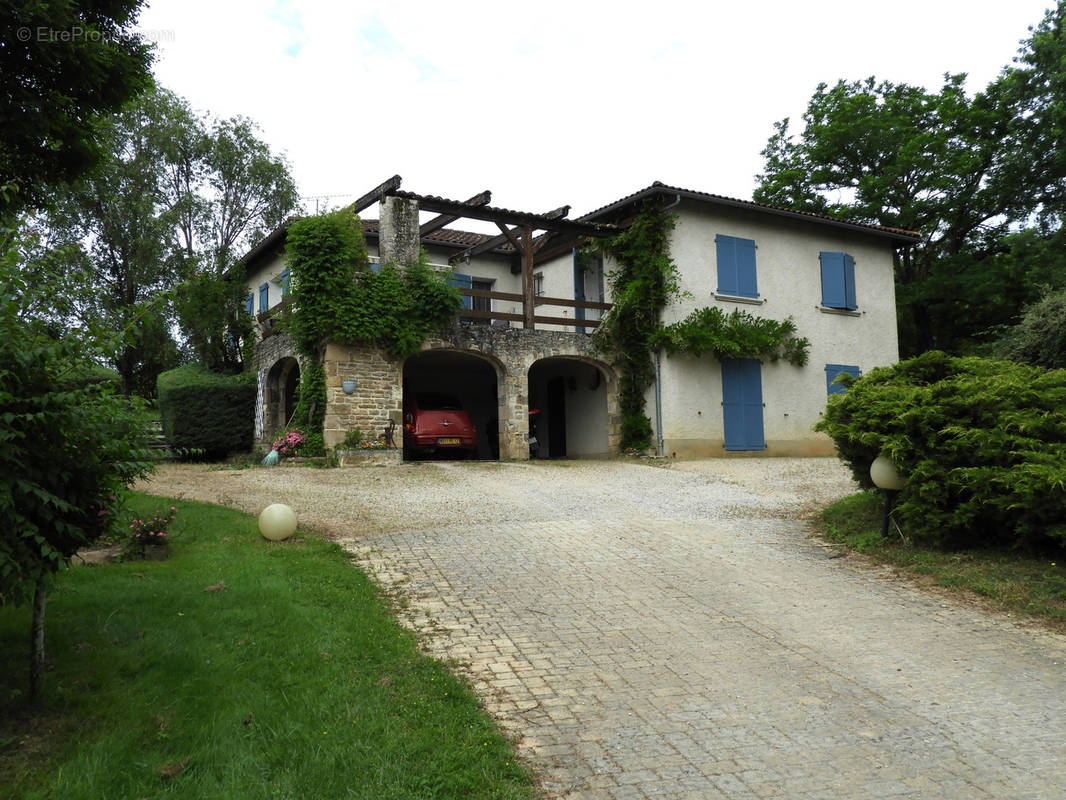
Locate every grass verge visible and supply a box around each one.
[821,491,1066,632]
[0,493,538,799]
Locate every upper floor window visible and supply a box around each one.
[820,252,857,310]
[533,272,544,297]
[715,234,758,299]
[259,283,269,313]
[245,293,254,316]
[280,268,291,297]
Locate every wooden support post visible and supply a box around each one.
[522,225,535,330]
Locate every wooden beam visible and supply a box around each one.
[531,314,600,328]
[456,310,526,323]
[419,190,491,236]
[450,206,571,264]
[533,296,613,311]
[456,287,524,303]
[389,191,614,239]
[348,175,402,215]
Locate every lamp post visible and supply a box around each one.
[870,454,905,538]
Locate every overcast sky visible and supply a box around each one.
[138,0,1054,222]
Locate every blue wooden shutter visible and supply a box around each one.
[825,364,861,395]
[259,283,269,313]
[245,293,254,316]
[736,238,758,298]
[722,358,765,450]
[280,268,290,296]
[843,254,856,309]
[716,235,738,295]
[820,252,857,310]
[449,273,473,309]
[370,260,382,274]
[716,235,757,298]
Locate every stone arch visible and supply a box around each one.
[403,347,504,460]
[527,355,617,458]
[263,356,301,437]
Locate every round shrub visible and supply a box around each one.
[816,351,1066,550]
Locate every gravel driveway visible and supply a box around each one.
[142,458,1066,799]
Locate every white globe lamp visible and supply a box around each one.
[259,503,297,541]
[870,455,906,491]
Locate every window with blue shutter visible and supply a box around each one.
[245,293,254,316]
[825,364,861,395]
[715,234,758,299]
[448,272,473,309]
[370,260,382,274]
[721,358,766,450]
[280,268,290,296]
[820,252,857,310]
[259,283,269,313]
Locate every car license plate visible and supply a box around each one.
[438,437,461,445]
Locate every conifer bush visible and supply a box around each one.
[816,351,1066,550]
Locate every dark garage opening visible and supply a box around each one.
[528,358,609,459]
[403,350,500,460]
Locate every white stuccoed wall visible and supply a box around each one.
[653,202,901,457]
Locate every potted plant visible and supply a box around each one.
[126,507,178,560]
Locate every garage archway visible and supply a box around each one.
[403,350,501,460]
[528,357,610,459]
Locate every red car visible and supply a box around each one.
[403,392,478,459]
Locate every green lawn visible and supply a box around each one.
[0,494,538,799]
[821,491,1066,631]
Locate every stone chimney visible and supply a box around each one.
[378,195,420,267]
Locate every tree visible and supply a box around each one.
[0,0,154,217]
[754,3,1066,356]
[993,284,1066,369]
[43,87,299,388]
[0,221,155,699]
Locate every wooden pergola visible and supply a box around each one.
[349,175,621,330]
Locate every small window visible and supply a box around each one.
[825,364,861,395]
[715,234,758,298]
[280,268,290,297]
[448,272,473,310]
[245,293,254,316]
[533,272,544,297]
[258,283,269,313]
[820,252,857,310]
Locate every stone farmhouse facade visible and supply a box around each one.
[241,178,919,460]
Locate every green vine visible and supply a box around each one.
[590,204,680,451]
[592,204,810,452]
[282,208,461,361]
[652,307,809,365]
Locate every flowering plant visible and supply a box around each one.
[271,428,306,457]
[360,439,390,450]
[128,507,178,553]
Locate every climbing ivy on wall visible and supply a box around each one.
[283,208,462,361]
[591,204,810,453]
[591,205,681,451]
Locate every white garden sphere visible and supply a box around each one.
[259,503,297,541]
[870,455,906,491]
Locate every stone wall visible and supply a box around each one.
[256,323,621,459]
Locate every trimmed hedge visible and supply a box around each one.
[816,351,1066,550]
[157,365,256,458]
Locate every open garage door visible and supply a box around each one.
[528,358,609,459]
[403,350,500,461]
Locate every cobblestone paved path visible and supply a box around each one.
[148,459,1066,798]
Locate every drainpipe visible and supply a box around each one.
[654,349,664,457]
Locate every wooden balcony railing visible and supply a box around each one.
[456,287,611,330]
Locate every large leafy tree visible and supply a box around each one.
[754,3,1066,355]
[44,87,299,388]
[0,0,153,217]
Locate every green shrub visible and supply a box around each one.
[342,428,363,449]
[157,365,255,459]
[816,351,1066,550]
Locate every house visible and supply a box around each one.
[241,177,919,460]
